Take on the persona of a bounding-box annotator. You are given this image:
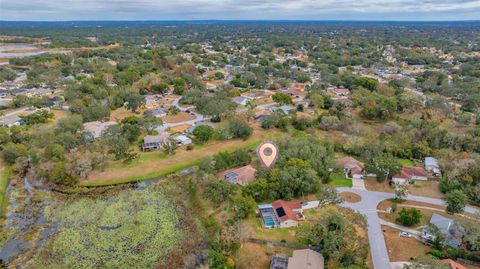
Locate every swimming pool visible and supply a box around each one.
[263,215,275,228]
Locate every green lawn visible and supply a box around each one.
[0,167,13,213]
[396,158,415,166]
[80,157,206,187]
[329,173,353,187]
[80,139,263,187]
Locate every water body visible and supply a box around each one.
[0,175,194,268]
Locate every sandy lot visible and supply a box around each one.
[236,242,293,269]
[340,192,362,203]
[161,112,196,123]
[382,225,430,262]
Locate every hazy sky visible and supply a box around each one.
[1,0,479,21]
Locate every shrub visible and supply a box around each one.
[193,125,215,142]
[396,208,422,227]
[228,119,252,140]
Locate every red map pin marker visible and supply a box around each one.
[257,142,278,168]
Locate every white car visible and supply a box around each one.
[399,231,412,238]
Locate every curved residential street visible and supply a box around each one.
[155,97,207,133]
[336,187,479,269]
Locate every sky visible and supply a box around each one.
[1,0,479,21]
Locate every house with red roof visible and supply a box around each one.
[259,199,305,228]
[392,166,428,184]
[336,157,365,179]
[441,259,467,269]
[272,200,305,228]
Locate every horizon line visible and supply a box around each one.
[1,19,480,23]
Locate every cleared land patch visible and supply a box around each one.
[161,112,196,123]
[340,192,362,203]
[382,225,430,262]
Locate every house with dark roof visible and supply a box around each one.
[392,166,428,184]
[222,165,257,186]
[421,214,464,248]
[141,133,170,151]
[425,157,441,177]
[270,254,288,269]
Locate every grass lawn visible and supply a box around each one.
[382,225,430,262]
[243,216,299,244]
[329,173,353,187]
[81,129,279,186]
[396,158,415,166]
[236,242,293,269]
[0,166,13,213]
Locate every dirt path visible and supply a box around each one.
[82,129,278,186]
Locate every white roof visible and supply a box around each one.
[425,157,439,167]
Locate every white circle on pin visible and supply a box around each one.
[257,142,278,168]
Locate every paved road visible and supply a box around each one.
[336,187,479,269]
[379,219,421,237]
[155,97,208,133]
[235,102,277,113]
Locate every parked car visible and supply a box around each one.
[399,231,412,238]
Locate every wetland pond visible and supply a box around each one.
[0,176,203,268]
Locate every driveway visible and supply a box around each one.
[352,177,366,190]
[336,187,479,269]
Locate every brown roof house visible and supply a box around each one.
[392,166,428,184]
[287,249,324,269]
[222,165,257,186]
[336,157,365,179]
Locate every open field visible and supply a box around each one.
[236,242,293,269]
[408,181,443,199]
[81,129,279,186]
[168,124,191,133]
[382,225,430,262]
[365,178,444,199]
[109,107,140,121]
[161,112,196,123]
[365,178,393,192]
[244,216,299,244]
